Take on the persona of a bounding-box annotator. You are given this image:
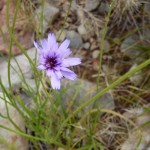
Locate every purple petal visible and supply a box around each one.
[40,39,49,50]
[61,71,77,80]
[48,33,57,50]
[62,58,81,67]
[37,65,46,70]
[54,71,63,79]
[61,67,77,80]
[53,66,61,71]
[39,57,46,64]
[60,67,72,72]
[51,42,58,52]
[48,43,59,57]
[58,39,70,51]
[46,69,53,77]
[57,39,71,58]
[34,41,42,54]
[58,48,72,59]
[50,73,61,90]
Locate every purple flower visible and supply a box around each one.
[34,33,81,90]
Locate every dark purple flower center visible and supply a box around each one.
[45,56,58,69]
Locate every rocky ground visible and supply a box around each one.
[0,0,150,150]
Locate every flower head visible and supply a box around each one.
[34,33,81,90]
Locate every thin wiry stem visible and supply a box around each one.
[96,0,116,90]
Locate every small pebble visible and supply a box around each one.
[92,50,100,59]
[56,30,67,42]
[83,42,90,50]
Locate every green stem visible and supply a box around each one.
[6,0,21,90]
[97,0,115,90]
[0,124,64,147]
[57,0,73,40]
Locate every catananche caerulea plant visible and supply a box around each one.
[34,33,81,89]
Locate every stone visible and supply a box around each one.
[77,24,87,36]
[98,2,109,14]
[121,108,150,150]
[19,92,34,108]
[35,2,59,34]
[0,47,36,89]
[66,31,83,49]
[56,79,115,117]
[129,64,143,86]
[121,36,147,63]
[0,0,34,55]
[85,0,101,11]
[92,50,99,59]
[121,36,141,56]
[21,79,37,93]
[83,42,90,50]
[121,36,135,51]
[77,24,93,41]
[56,30,67,42]
[0,92,28,150]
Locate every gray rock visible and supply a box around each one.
[35,2,59,33]
[92,50,99,59]
[66,31,83,49]
[121,36,141,57]
[85,0,101,11]
[121,36,136,52]
[77,24,87,36]
[0,48,36,89]
[77,24,93,41]
[129,64,143,86]
[98,2,109,14]
[19,92,34,108]
[56,30,67,42]
[56,79,114,117]
[0,92,28,150]
[83,42,90,50]
[21,79,37,93]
